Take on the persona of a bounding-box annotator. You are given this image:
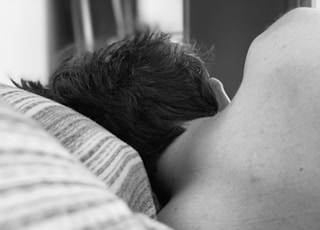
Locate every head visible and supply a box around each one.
[20,32,229,188]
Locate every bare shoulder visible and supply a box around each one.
[239,8,320,135]
[244,8,320,84]
[253,7,320,45]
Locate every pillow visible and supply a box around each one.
[0,99,171,230]
[0,83,156,218]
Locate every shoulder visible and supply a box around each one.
[242,7,320,100]
[245,7,320,72]
[253,7,320,45]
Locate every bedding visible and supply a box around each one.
[0,83,156,218]
[0,98,171,230]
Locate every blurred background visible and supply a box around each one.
[0,0,318,98]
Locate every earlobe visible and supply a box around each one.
[208,78,230,111]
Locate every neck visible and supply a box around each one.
[156,105,233,202]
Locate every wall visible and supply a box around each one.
[189,0,291,98]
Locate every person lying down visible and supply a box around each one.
[14,7,320,230]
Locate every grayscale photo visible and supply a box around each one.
[1,0,320,229]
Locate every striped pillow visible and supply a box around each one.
[0,99,171,230]
[0,83,156,218]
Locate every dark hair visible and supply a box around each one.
[14,32,218,187]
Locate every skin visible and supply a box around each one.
[157,8,320,230]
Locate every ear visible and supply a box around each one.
[208,78,230,111]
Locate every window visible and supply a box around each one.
[0,0,49,85]
[137,0,184,42]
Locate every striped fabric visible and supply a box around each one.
[0,99,172,230]
[0,84,156,218]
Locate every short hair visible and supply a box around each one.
[14,32,218,187]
